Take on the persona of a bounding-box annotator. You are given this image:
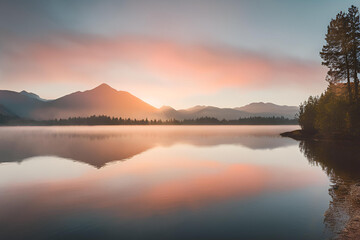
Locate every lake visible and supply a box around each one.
[0,125,345,239]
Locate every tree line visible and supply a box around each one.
[321,5,360,102]
[0,114,297,126]
[299,5,360,137]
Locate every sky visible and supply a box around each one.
[0,0,358,109]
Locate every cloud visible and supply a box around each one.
[1,35,325,92]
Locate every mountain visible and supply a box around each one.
[0,84,157,120]
[182,106,250,120]
[20,91,47,101]
[235,102,299,119]
[0,90,46,118]
[33,84,158,120]
[0,104,16,117]
[159,106,251,120]
[0,84,299,120]
[158,104,298,120]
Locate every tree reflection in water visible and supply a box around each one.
[299,140,360,239]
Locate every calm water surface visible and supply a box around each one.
[0,126,337,239]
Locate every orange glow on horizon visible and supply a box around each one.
[3,37,326,105]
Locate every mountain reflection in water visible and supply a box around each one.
[0,126,335,240]
[0,126,297,167]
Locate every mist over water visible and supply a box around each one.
[0,126,337,239]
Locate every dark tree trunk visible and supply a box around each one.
[353,45,359,102]
[354,74,359,102]
[345,55,353,103]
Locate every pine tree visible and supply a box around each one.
[320,12,353,102]
[347,5,360,101]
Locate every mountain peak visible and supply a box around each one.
[92,83,116,92]
[235,102,298,118]
[19,90,46,101]
[248,102,268,105]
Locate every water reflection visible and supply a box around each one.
[0,126,332,240]
[299,140,360,239]
[300,140,360,180]
[0,126,298,167]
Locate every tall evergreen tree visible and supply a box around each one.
[320,12,353,102]
[348,5,360,101]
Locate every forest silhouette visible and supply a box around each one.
[0,115,297,126]
[298,5,360,138]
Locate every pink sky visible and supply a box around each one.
[2,36,327,108]
[1,0,354,108]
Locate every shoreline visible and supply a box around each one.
[280,129,315,140]
[282,129,360,239]
[326,181,360,240]
[280,129,360,141]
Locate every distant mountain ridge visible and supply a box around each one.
[20,91,47,101]
[0,84,299,120]
[236,102,299,118]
